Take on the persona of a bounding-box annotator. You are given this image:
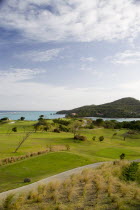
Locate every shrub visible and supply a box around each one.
[0,146,68,166]
[43,124,52,132]
[92,136,96,141]
[53,128,60,133]
[12,127,17,132]
[20,117,25,121]
[88,124,94,129]
[113,132,117,137]
[95,119,104,126]
[74,135,87,141]
[65,144,70,151]
[24,178,31,183]
[59,125,69,132]
[122,162,139,181]
[120,153,125,160]
[3,194,14,209]
[0,117,9,121]
[53,119,70,126]
[99,136,104,142]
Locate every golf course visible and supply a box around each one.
[0,119,140,193]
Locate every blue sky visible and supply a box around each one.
[0,0,140,110]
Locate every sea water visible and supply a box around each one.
[0,111,140,121]
[0,111,65,121]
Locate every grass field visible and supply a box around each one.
[0,152,91,192]
[0,120,140,193]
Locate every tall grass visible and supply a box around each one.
[1,161,140,210]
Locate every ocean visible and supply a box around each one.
[0,111,65,121]
[0,111,140,122]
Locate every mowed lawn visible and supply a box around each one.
[0,120,140,192]
[0,152,91,192]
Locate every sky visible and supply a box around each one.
[0,0,140,111]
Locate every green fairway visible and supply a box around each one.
[0,120,140,192]
[0,152,91,192]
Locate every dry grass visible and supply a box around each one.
[1,161,140,210]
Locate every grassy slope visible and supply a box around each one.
[0,121,140,192]
[1,161,140,210]
[0,152,90,192]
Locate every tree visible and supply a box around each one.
[34,119,51,132]
[123,132,128,141]
[38,115,45,121]
[69,120,82,137]
[99,136,104,142]
[96,119,104,127]
[20,117,25,121]
[14,132,32,153]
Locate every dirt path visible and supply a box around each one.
[0,159,140,201]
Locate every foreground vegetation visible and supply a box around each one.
[0,117,140,193]
[1,161,140,210]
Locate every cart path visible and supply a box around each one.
[0,159,139,201]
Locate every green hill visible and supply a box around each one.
[57,97,140,118]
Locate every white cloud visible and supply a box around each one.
[0,67,139,110]
[0,68,45,82]
[80,57,96,62]
[107,50,140,65]
[16,48,63,62]
[0,0,140,42]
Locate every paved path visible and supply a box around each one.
[0,159,140,201]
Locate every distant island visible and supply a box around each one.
[57,97,140,118]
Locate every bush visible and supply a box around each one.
[53,119,70,126]
[120,153,125,160]
[0,117,9,121]
[65,144,70,151]
[74,135,87,141]
[24,178,31,183]
[122,162,139,181]
[0,146,68,166]
[20,117,25,121]
[92,136,96,141]
[89,124,94,129]
[113,132,117,137]
[12,127,17,132]
[99,136,104,142]
[95,119,104,126]
[53,128,60,133]
[59,125,69,132]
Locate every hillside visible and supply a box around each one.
[1,161,140,210]
[57,97,140,118]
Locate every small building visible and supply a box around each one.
[71,113,77,116]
